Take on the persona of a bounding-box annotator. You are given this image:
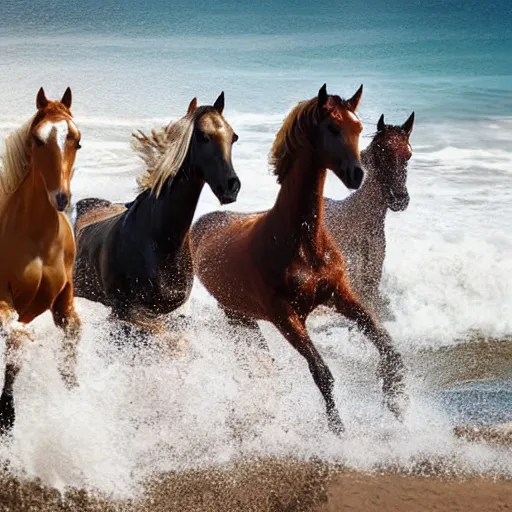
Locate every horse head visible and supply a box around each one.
[187,92,241,205]
[317,83,364,189]
[31,87,81,212]
[368,112,414,212]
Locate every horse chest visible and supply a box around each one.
[14,257,67,322]
[138,249,193,313]
[285,261,334,308]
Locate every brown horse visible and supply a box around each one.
[0,87,82,434]
[191,85,406,435]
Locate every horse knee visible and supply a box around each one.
[309,359,335,394]
[67,313,82,338]
[1,330,25,400]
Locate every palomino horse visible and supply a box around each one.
[191,85,406,434]
[73,93,240,333]
[0,88,82,434]
[324,112,415,321]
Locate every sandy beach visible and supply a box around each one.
[1,458,511,512]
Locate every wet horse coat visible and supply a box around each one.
[324,113,415,320]
[73,94,240,331]
[191,85,406,434]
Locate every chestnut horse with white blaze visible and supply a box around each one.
[191,85,406,434]
[0,88,82,434]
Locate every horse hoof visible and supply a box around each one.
[0,393,15,436]
[327,413,345,436]
[383,388,409,422]
[257,352,276,374]
[62,374,79,390]
[386,397,403,422]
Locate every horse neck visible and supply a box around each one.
[147,167,204,250]
[5,162,60,237]
[350,148,388,224]
[268,149,327,255]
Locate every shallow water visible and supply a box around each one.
[0,0,511,499]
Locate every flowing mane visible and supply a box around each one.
[0,118,33,196]
[269,97,322,184]
[132,106,210,197]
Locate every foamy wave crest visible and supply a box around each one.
[0,297,511,499]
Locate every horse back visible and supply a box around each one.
[73,199,128,304]
[74,198,127,235]
[191,209,274,318]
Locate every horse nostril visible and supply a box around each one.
[227,177,240,195]
[55,192,69,211]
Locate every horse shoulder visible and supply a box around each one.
[195,212,255,265]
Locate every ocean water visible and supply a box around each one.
[0,0,512,499]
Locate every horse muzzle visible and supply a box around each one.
[388,191,410,212]
[338,163,364,190]
[55,191,70,212]
[216,177,241,205]
[349,165,364,189]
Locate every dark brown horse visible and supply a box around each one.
[73,93,240,333]
[324,112,415,321]
[190,85,406,435]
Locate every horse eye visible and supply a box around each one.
[33,135,44,147]
[232,133,239,143]
[328,124,341,136]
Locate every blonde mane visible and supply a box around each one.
[132,107,209,197]
[269,98,321,184]
[0,118,33,196]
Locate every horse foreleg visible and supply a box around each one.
[222,307,274,374]
[273,309,344,435]
[108,305,165,348]
[52,282,81,389]
[0,301,32,434]
[332,284,406,420]
[222,307,270,351]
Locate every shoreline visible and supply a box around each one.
[1,459,510,512]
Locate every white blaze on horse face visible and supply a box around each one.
[37,120,69,154]
[346,111,359,123]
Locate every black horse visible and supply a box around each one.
[73,93,240,333]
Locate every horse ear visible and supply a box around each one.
[187,97,198,115]
[36,87,48,110]
[318,83,328,108]
[377,114,385,132]
[213,91,224,114]
[61,87,72,109]
[347,84,363,111]
[402,111,415,136]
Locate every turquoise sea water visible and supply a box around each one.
[1,0,511,119]
[0,0,511,496]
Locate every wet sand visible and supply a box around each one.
[1,459,510,512]
[1,334,510,511]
